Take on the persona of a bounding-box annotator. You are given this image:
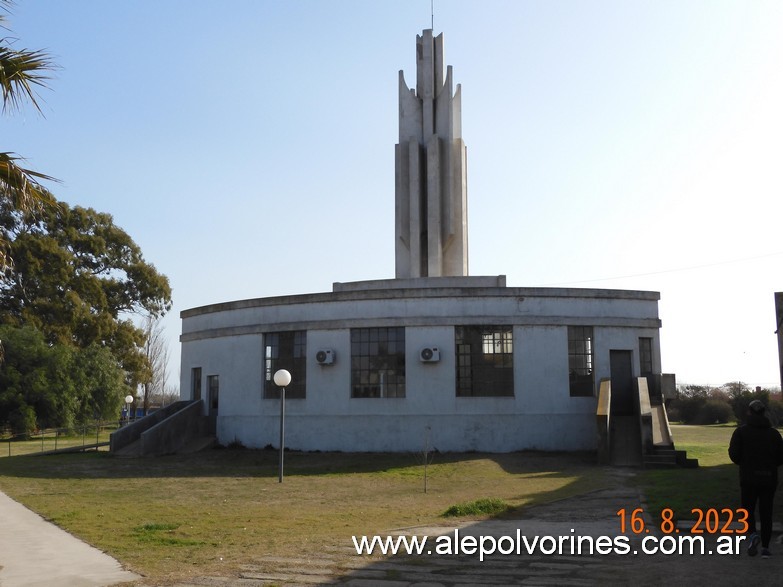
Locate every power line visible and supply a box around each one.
[537,250,783,287]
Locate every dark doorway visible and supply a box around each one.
[609,349,642,465]
[610,350,634,415]
[206,374,219,434]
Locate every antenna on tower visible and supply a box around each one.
[431,0,434,30]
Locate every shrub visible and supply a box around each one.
[695,398,734,424]
[442,498,510,518]
[666,404,682,423]
[7,405,36,437]
[766,399,783,427]
[670,396,706,424]
[728,388,770,423]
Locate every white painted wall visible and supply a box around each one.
[180,283,663,452]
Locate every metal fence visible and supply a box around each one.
[0,422,119,457]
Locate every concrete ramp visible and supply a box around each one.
[596,378,643,466]
[609,415,643,466]
[651,404,673,446]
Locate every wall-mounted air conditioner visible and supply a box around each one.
[420,347,440,362]
[315,349,336,365]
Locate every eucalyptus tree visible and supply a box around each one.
[0,201,172,388]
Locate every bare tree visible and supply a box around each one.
[158,382,180,407]
[140,314,169,415]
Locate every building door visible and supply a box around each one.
[207,375,219,434]
[207,375,219,414]
[610,350,634,415]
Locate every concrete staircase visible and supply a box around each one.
[597,377,698,469]
[110,400,215,457]
[643,445,699,469]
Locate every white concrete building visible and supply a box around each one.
[179,30,667,453]
[181,277,661,452]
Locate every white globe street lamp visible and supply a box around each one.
[124,394,134,426]
[273,369,292,483]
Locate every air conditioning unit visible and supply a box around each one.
[315,349,335,365]
[420,347,440,363]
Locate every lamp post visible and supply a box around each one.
[124,394,133,426]
[273,369,292,483]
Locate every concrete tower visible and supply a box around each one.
[395,29,468,278]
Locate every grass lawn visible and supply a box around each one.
[639,424,783,524]
[0,428,115,457]
[0,431,111,459]
[0,423,772,583]
[0,448,608,583]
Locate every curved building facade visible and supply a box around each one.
[180,277,661,452]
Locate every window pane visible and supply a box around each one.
[568,326,594,397]
[191,367,202,401]
[263,331,307,399]
[639,337,653,376]
[351,327,406,398]
[455,326,514,397]
[207,374,219,411]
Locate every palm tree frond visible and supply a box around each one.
[0,44,54,113]
[0,151,57,212]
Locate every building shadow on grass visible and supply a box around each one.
[316,463,780,586]
[0,445,599,480]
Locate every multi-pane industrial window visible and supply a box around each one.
[351,327,405,398]
[639,337,653,376]
[264,331,306,399]
[568,326,594,397]
[455,326,514,397]
[191,367,202,401]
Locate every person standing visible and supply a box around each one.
[729,399,783,558]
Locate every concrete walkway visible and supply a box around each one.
[0,490,140,587]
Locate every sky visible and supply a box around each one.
[4,0,783,390]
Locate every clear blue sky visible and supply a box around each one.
[5,0,783,389]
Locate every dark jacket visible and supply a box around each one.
[728,413,783,487]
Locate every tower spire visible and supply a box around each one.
[395,29,468,279]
